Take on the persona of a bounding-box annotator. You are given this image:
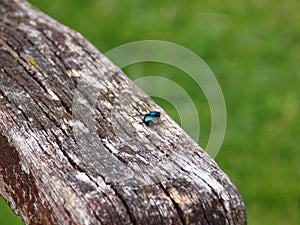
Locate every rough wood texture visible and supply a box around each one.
[0,0,247,224]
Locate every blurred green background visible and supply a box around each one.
[1,0,299,224]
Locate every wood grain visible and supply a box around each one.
[0,0,246,224]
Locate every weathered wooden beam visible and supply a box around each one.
[0,0,246,224]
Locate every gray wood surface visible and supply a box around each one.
[0,0,246,224]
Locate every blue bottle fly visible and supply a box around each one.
[143,111,161,126]
[132,111,161,126]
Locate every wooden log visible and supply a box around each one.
[0,0,247,224]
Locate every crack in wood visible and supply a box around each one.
[158,183,186,225]
[0,0,247,224]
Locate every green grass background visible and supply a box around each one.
[1,0,299,224]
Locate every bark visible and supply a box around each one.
[0,0,246,224]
